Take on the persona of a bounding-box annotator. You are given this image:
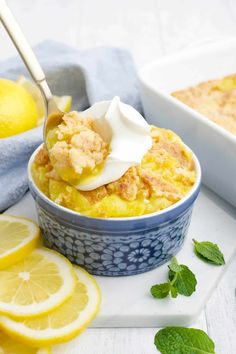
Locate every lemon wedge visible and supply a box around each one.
[0,78,38,138]
[17,76,72,126]
[0,331,51,354]
[53,95,72,113]
[0,248,76,318]
[0,215,40,270]
[0,266,101,347]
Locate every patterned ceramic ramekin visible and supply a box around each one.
[28,144,201,276]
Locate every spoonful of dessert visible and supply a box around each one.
[0,0,152,191]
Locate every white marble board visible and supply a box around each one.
[5,187,236,328]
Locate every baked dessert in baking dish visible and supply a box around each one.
[172,74,236,135]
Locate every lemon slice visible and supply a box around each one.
[0,215,40,270]
[17,76,72,126]
[0,332,51,354]
[0,267,101,347]
[0,248,76,318]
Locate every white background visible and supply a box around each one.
[1,1,236,353]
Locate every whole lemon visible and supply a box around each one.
[0,78,38,138]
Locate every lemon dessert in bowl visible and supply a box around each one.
[29,96,200,276]
[32,97,196,218]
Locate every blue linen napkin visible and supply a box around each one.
[0,41,142,211]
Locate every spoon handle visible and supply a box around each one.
[0,0,52,101]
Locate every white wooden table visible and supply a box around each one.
[1,1,236,353]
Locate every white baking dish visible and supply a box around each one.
[139,38,236,207]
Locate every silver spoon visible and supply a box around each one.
[0,0,64,143]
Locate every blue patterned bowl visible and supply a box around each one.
[28,144,201,276]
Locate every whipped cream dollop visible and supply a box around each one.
[76,96,152,191]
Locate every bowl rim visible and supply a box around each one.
[28,143,201,222]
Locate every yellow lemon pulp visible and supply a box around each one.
[0,267,101,346]
[0,79,38,138]
[0,248,76,318]
[0,215,40,270]
[0,332,51,354]
[23,282,88,331]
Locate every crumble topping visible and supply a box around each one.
[48,111,108,176]
[80,186,108,204]
[172,73,236,135]
[34,146,49,166]
[140,172,180,201]
[107,167,140,201]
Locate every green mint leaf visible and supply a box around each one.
[151,257,196,300]
[150,283,170,299]
[193,239,225,265]
[168,257,183,273]
[169,265,197,296]
[170,285,178,298]
[154,327,216,354]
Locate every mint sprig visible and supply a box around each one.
[155,327,216,354]
[150,257,197,299]
[193,239,225,265]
